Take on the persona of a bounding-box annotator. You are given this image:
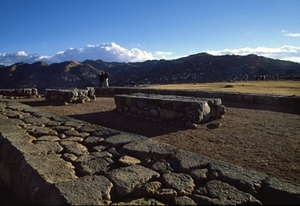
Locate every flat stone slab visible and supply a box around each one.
[125,93,223,106]
[114,93,226,126]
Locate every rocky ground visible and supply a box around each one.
[16,96,300,185]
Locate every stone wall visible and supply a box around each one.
[95,87,300,110]
[0,98,300,205]
[114,93,226,128]
[45,87,96,104]
[0,88,39,98]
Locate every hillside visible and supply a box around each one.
[0,53,299,93]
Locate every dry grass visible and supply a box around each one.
[146,80,300,96]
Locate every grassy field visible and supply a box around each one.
[146,80,300,96]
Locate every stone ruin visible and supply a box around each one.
[0,87,96,104]
[0,96,299,205]
[44,87,96,104]
[114,93,226,128]
[0,88,39,98]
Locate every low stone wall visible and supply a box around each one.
[0,88,39,98]
[45,87,96,104]
[0,98,300,205]
[95,87,300,110]
[114,93,226,128]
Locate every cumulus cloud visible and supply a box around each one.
[0,42,154,66]
[48,42,154,63]
[155,51,173,59]
[15,51,28,56]
[0,51,41,65]
[1,42,300,66]
[205,45,300,63]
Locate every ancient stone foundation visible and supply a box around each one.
[95,87,300,110]
[114,93,226,128]
[0,88,39,98]
[45,87,96,104]
[0,98,300,205]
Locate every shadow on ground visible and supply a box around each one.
[68,110,186,137]
[0,180,22,206]
[224,101,300,114]
[18,100,67,107]
[16,99,183,137]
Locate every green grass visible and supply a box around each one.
[146,80,300,96]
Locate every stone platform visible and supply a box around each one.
[0,98,300,205]
[0,88,39,98]
[114,93,226,128]
[45,87,96,104]
[96,87,300,111]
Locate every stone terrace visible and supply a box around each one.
[114,93,226,128]
[95,87,300,111]
[1,98,300,205]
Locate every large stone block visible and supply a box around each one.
[44,87,96,104]
[114,93,225,127]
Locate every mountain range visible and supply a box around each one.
[0,53,299,93]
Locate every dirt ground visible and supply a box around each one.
[16,96,300,185]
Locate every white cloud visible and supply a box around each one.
[205,45,300,63]
[281,30,300,38]
[1,42,300,66]
[15,51,28,56]
[0,42,155,65]
[155,51,173,59]
[282,56,300,63]
[0,51,40,65]
[48,42,154,63]
[284,33,300,38]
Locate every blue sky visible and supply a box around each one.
[1,0,300,65]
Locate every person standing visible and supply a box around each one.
[104,70,109,87]
[244,74,248,82]
[99,72,104,87]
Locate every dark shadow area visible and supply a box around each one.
[224,101,300,115]
[68,109,186,137]
[16,96,300,115]
[18,99,52,107]
[0,181,22,206]
[18,99,80,107]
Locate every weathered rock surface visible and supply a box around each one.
[114,93,226,128]
[45,87,96,104]
[0,88,39,98]
[0,98,300,205]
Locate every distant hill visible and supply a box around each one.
[0,53,299,93]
